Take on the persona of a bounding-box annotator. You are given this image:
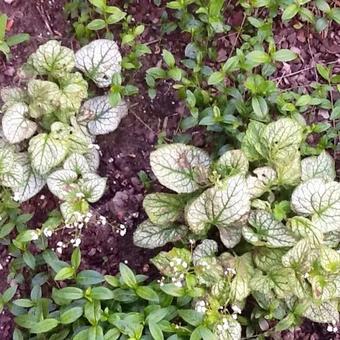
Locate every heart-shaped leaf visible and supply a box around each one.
[243,210,296,247]
[28,40,75,78]
[64,154,90,175]
[301,151,336,182]
[192,239,218,265]
[75,39,122,88]
[2,103,37,144]
[47,170,78,200]
[79,173,106,203]
[133,220,187,249]
[150,143,211,193]
[186,175,250,234]
[215,149,249,177]
[80,96,127,135]
[291,179,340,233]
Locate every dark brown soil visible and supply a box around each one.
[0,1,339,339]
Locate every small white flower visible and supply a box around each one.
[76,192,85,198]
[56,247,63,254]
[174,281,182,287]
[231,305,242,314]
[43,229,52,237]
[100,216,107,225]
[119,229,127,236]
[327,325,333,332]
[78,223,84,229]
[182,262,188,269]
[40,195,45,200]
[73,238,81,247]
[232,314,238,320]
[31,231,39,241]
[108,157,114,163]
[333,327,338,333]
[57,241,64,247]
[124,260,128,264]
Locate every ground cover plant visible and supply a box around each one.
[0,0,339,339]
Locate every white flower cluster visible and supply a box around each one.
[70,237,81,247]
[115,224,127,236]
[195,300,207,314]
[65,212,92,230]
[224,267,236,276]
[43,228,53,237]
[56,241,68,254]
[170,257,189,287]
[327,323,338,333]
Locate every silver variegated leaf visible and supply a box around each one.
[214,316,241,340]
[291,179,340,233]
[288,216,323,245]
[150,144,211,193]
[27,79,60,118]
[303,300,339,324]
[243,210,296,247]
[246,166,276,198]
[28,133,68,175]
[186,175,250,234]
[84,148,100,172]
[79,173,106,203]
[262,118,303,163]
[192,239,218,265]
[143,193,186,225]
[275,150,301,186]
[133,220,188,249]
[219,226,242,248]
[301,151,336,182]
[12,153,46,202]
[79,96,127,135]
[28,40,75,78]
[2,103,37,144]
[1,87,27,110]
[75,39,122,88]
[64,154,90,175]
[215,149,249,177]
[47,170,78,200]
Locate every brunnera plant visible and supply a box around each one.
[0,39,128,223]
[133,117,339,331]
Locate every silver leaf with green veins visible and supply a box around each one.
[28,40,75,78]
[150,143,211,193]
[301,151,336,182]
[1,87,27,110]
[215,149,249,177]
[219,226,242,249]
[75,39,122,88]
[214,316,242,340]
[243,210,296,247]
[2,103,37,144]
[133,220,188,249]
[47,170,78,200]
[79,173,107,203]
[303,300,339,324]
[192,239,218,265]
[143,193,186,225]
[63,154,90,175]
[186,175,250,234]
[12,153,46,202]
[79,96,128,136]
[291,179,340,233]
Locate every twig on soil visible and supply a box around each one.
[272,59,339,82]
[228,14,246,59]
[146,38,161,46]
[35,1,59,37]
[129,103,155,133]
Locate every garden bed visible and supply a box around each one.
[0,0,339,339]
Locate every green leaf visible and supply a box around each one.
[316,64,331,82]
[272,49,297,62]
[251,96,269,121]
[75,39,122,88]
[28,133,67,175]
[106,7,126,24]
[186,175,250,234]
[119,263,137,288]
[149,321,164,340]
[91,287,114,300]
[55,287,83,300]
[133,220,187,249]
[13,299,34,308]
[6,33,30,47]
[55,267,75,281]
[291,179,340,233]
[282,4,299,21]
[162,49,176,68]
[136,286,159,303]
[243,210,296,247]
[2,285,17,303]
[2,103,37,144]
[23,251,36,270]
[28,40,75,78]
[208,71,224,85]
[77,270,105,286]
[87,19,106,31]
[246,50,270,66]
[79,96,127,135]
[315,17,328,32]
[30,319,59,334]
[47,170,78,200]
[160,283,185,297]
[0,14,7,41]
[150,144,211,193]
[60,306,83,324]
[178,310,204,326]
[301,151,335,182]
[71,247,81,270]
